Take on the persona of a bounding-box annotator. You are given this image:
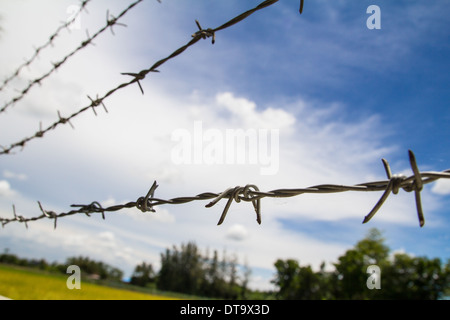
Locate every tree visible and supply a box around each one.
[156,242,251,299]
[272,259,331,300]
[333,248,368,299]
[333,228,389,299]
[203,250,223,297]
[296,264,323,299]
[130,262,155,287]
[445,259,450,298]
[240,258,252,299]
[0,252,20,265]
[226,253,240,299]
[65,256,123,281]
[272,259,301,299]
[382,254,449,300]
[354,228,390,265]
[272,228,449,300]
[157,242,205,295]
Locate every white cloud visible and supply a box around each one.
[225,224,249,241]
[250,273,276,292]
[390,248,408,260]
[124,207,176,224]
[0,86,426,289]
[0,0,447,292]
[98,231,115,242]
[0,180,15,197]
[0,217,158,276]
[3,170,27,181]
[0,86,422,286]
[101,197,116,208]
[216,92,296,130]
[144,208,177,224]
[431,179,450,195]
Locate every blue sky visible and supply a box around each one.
[0,0,449,291]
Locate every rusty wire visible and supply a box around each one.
[0,0,92,94]
[0,0,144,116]
[0,0,290,156]
[1,150,449,229]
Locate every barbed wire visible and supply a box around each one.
[1,150,449,229]
[0,0,92,93]
[0,0,144,116]
[0,0,291,156]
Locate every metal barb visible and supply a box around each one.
[207,185,261,225]
[106,10,128,35]
[57,110,75,129]
[245,184,261,224]
[408,150,425,227]
[382,158,392,179]
[121,72,147,95]
[92,201,106,220]
[205,187,236,225]
[38,201,51,218]
[192,20,216,44]
[35,122,44,138]
[363,150,427,227]
[137,181,159,213]
[362,176,396,224]
[38,201,58,229]
[12,205,17,219]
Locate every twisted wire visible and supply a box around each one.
[0,0,285,156]
[0,0,144,116]
[0,0,92,93]
[1,150,449,229]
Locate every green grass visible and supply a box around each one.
[0,264,178,300]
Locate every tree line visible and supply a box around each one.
[272,229,450,300]
[128,243,253,299]
[1,228,449,299]
[0,250,123,282]
[0,245,253,299]
[155,242,252,299]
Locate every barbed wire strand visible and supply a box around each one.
[0,0,145,116]
[0,0,92,93]
[1,150,449,229]
[0,0,288,156]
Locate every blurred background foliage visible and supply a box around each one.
[272,228,450,300]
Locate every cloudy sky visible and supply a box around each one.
[0,0,449,291]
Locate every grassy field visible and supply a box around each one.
[0,264,178,300]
